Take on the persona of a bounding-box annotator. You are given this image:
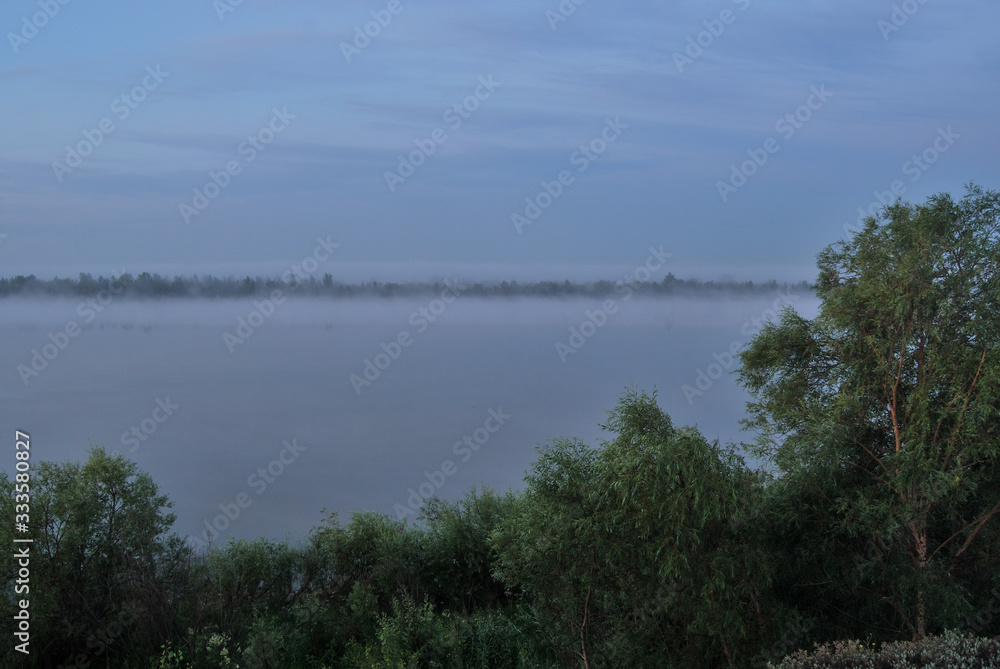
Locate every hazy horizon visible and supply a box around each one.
[2,261,816,286]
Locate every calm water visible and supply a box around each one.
[0,294,818,545]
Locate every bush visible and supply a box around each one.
[458,606,560,669]
[419,487,519,614]
[345,594,462,668]
[769,631,1000,668]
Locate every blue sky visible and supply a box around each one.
[1,0,998,282]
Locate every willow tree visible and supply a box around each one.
[738,185,1000,639]
[491,390,776,668]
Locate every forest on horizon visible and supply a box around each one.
[0,272,811,300]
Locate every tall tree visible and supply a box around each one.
[738,185,1000,639]
[0,447,181,667]
[491,390,776,667]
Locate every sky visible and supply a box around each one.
[1,0,998,283]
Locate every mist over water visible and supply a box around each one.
[0,293,819,545]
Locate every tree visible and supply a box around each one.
[491,437,603,667]
[738,185,1000,639]
[0,447,179,666]
[491,389,776,668]
[418,487,519,614]
[595,390,775,668]
[296,511,426,660]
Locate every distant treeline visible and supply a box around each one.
[0,271,812,299]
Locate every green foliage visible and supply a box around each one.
[492,389,778,668]
[152,641,195,669]
[345,598,558,669]
[345,595,462,669]
[303,511,425,645]
[490,436,602,665]
[456,606,560,669]
[0,446,178,667]
[170,539,301,668]
[204,538,300,621]
[739,185,1000,640]
[596,391,779,667]
[418,487,520,613]
[155,632,242,669]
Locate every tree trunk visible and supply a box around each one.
[580,587,591,669]
[908,509,929,639]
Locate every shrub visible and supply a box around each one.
[458,606,560,669]
[769,631,1000,668]
[345,594,462,668]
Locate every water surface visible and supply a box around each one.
[0,294,818,544]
